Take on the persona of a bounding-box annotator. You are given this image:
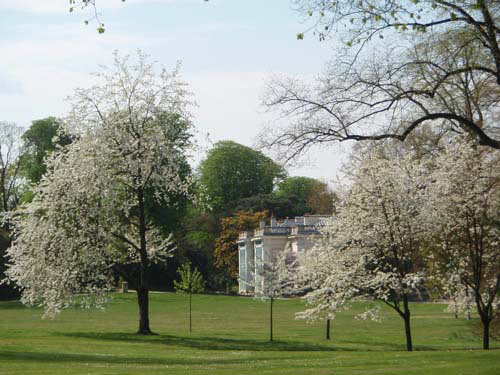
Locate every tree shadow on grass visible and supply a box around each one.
[0,301,31,310]
[58,332,353,352]
[59,332,444,352]
[0,349,273,366]
[341,338,437,351]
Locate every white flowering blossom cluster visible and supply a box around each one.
[4,52,195,329]
[297,145,425,350]
[296,137,500,350]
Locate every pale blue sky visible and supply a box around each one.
[0,0,348,180]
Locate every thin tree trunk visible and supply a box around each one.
[403,296,413,352]
[270,298,273,342]
[474,290,491,349]
[326,319,330,340]
[189,292,192,333]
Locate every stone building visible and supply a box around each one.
[237,215,329,294]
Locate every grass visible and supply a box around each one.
[0,292,499,374]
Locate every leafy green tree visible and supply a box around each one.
[21,117,72,184]
[174,262,205,332]
[231,193,302,219]
[198,141,285,213]
[274,176,335,215]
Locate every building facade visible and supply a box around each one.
[237,215,329,294]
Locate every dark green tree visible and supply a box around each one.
[198,141,285,213]
[21,117,72,184]
[174,262,205,333]
[274,176,335,215]
[231,193,302,219]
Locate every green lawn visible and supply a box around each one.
[0,292,498,374]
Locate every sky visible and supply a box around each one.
[0,0,350,182]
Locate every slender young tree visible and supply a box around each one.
[5,51,195,334]
[174,262,205,333]
[253,246,295,342]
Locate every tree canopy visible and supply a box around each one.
[274,176,335,215]
[20,117,72,184]
[198,141,285,213]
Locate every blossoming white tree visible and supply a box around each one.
[297,144,426,351]
[5,51,195,335]
[423,137,500,350]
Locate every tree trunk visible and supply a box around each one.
[270,298,273,342]
[326,319,330,340]
[482,315,490,350]
[474,292,491,349]
[189,292,192,333]
[136,287,152,334]
[403,296,413,352]
[136,187,153,335]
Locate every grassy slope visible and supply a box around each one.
[0,292,498,375]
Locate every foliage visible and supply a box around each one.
[20,117,72,184]
[228,177,336,218]
[174,262,205,333]
[4,51,195,335]
[306,179,337,214]
[198,140,285,213]
[231,193,303,219]
[214,211,267,280]
[174,262,205,295]
[274,176,335,215]
[293,0,500,45]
